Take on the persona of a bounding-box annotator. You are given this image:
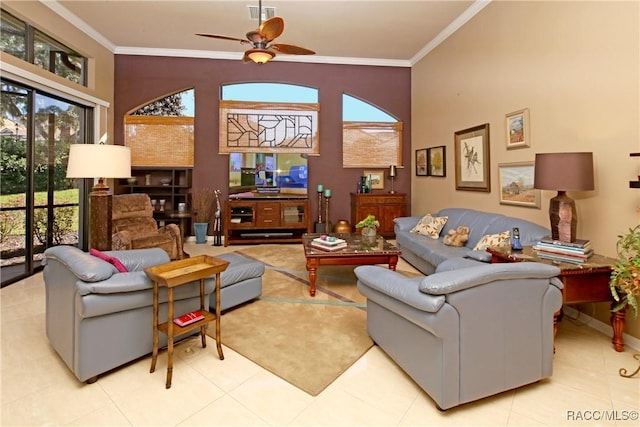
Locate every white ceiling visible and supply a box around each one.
[48,0,491,67]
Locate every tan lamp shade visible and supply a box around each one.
[66,144,131,179]
[66,143,131,251]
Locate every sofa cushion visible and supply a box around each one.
[411,214,448,238]
[76,271,152,296]
[485,216,549,245]
[215,253,265,288]
[463,250,492,263]
[394,215,423,232]
[473,231,511,251]
[397,231,471,267]
[437,208,505,248]
[420,262,561,295]
[44,246,117,282]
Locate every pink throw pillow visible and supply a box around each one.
[89,248,129,273]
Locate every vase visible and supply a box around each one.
[361,226,377,238]
[193,222,208,244]
[333,220,351,234]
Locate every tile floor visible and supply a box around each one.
[1,242,639,426]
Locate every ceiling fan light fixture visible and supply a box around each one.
[246,48,275,63]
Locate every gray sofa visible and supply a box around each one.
[43,246,263,383]
[394,208,549,275]
[355,262,563,410]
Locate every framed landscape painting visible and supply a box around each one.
[363,169,384,189]
[454,124,490,192]
[427,146,446,177]
[498,161,540,208]
[505,108,530,149]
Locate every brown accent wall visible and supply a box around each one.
[114,56,411,225]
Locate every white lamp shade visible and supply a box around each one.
[66,144,131,178]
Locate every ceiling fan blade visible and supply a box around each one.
[196,33,249,44]
[270,43,315,55]
[259,17,284,43]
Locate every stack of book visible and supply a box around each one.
[310,237,347,252]
[533,236,593,264]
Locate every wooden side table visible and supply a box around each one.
[144,255,229,388]
[488,247,626,352]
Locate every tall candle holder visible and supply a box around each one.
[317,189,323,224]
[324,189,332,232]
[314,184,326,233]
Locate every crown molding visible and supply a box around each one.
[114,46,411,67]
[41,0,117,52]
[410,0,492,66]
[43,0,490,68]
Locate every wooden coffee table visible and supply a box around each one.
[302,233,401,296]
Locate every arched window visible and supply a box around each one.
[124,89,195,166]
[342,94,402,168]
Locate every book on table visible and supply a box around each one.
[312,237,346,247]
[310,242,348,252]
[539,236,591,250]
[535,251,590,265]
[533,243,594,257]
[173,310,205,327]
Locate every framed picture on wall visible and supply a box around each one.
[363,170,384,190]
[415,149,428,176]
[505,108,530,149]
[454,123,490,192]
[498,162,541,208]
[427,146,446,177]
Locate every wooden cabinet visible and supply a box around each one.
[116,167,193,231]
[350,193,407,238]
[225,198,311,245]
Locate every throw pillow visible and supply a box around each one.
[410,214,448,239]
[89,248,129,273]
[473,231,511,251]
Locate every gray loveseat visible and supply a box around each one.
[395,208,549,275]
[43,246,263,383]
[355,262,563,410]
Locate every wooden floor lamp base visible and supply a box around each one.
[90,183,112,251]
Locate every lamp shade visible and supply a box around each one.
[246,48,275,64]
[389,165,397,177]
[66,144,131,179]
[533,152,594,191]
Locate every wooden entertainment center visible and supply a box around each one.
[224,197,312,246]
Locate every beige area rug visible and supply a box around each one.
[208,244,377,396]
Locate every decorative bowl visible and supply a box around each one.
[127,177,137,185]
[160,178,172,186]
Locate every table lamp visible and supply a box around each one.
[389,165,397,194]
[66,143,131,250]
[533,152,594,243]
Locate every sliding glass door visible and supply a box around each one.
[1,79,91,286]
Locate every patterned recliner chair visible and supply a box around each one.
[111,193,185,259]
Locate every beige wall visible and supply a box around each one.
[411,1,640,340]
[2,1,115,141]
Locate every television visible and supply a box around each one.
[229,153,308,197]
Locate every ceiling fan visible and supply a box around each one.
[196,0,315,64]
